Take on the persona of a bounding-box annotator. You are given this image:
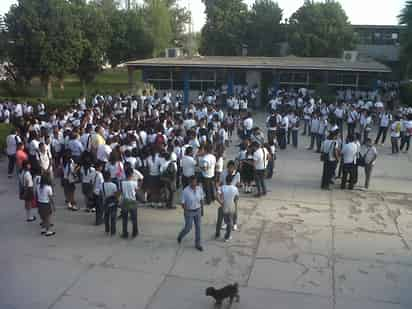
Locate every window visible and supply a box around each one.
[392,33,398,40]
[294,72,307,83]
[310,71,325,85]
[145,70,170,80]
[150,80,171,90]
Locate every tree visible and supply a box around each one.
[144,0,173,57]
[399,1,412,78]
[74,2,111,95]
[164,0,191,48]
[246,0,283,56]
[107,9,154,67]
[200,0,248,56]
[5,0,83,98]
[288,0,355,57]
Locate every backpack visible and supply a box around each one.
[163,162,177,179]
[269,116,277,128]
[155,133,165,146]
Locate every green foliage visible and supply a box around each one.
[6,0,83,98]
[400,83,412,107]
[0,69,135,104]
[164,0,191,48]
[0,123,14,152]
[106,9,154,67]
[246,0,284,56]
[288,0,355,57]
[200,0,248,56]
[399,1,412,78]
[144,0,173,57]
[73,2,111,94]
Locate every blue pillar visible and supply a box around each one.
[183,70,190,107]
[142,69,147,83]
[228,71,234,97]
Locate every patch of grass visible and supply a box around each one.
[0,68,142,103]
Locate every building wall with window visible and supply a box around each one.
[352,25,403,62]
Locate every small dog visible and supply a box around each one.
[206,283,240,307]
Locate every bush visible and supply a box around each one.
[400,83,412,107]
[0,123,13,153]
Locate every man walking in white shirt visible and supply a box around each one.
[253,142,268,197]
[6,128,21,178]
[341,135,359,190]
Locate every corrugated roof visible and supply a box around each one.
[126,56,391,73]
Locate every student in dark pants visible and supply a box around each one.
[178,176,204,251]
[321,133,340,190]
[341,135,358,190]
[374,112,391,145]
[120,168,139,238]
[101,171,119,236]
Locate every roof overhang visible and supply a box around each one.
[126,56,392,73]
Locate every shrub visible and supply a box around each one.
[400,83,412,107]
[0,123,13,153]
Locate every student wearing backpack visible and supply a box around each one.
[19,161,36,222]
[160,152,177,209]
[101,171,119,236]
[6,128,21,178]
[362,138,378,189]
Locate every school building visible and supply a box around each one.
[125,55,391,106]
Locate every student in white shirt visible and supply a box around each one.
[340,135,359,190]
[101,171,119,235]
[362,138,378,189]
[6,128,21,178]
[400,114,412,153]
[36,174,55,236]
[200,144,216,205]
[19,161,36,222]
[80,162,96,212]
[120,167,139,238]
[308,112,320,150]
[252,142,268,197]
[390,115,401,154]
[374,112,392,145]
[215,174,239,242]
[181,147,197,188]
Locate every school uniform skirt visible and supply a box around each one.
[241,161,254,183]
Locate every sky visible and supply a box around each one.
[0,0,406,32]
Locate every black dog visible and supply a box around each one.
[206,283,240,307]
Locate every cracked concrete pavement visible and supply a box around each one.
[0,117,412,309]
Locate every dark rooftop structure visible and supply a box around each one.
[126,55,391,73]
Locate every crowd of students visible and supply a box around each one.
[2,91,270,249]
[2,84,411,248]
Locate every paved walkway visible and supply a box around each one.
[1,117,412,309]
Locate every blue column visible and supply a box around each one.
[183,70,190,107]
[142,69,147,83]
[228,71,234,97]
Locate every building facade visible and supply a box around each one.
[352,25,403,63]
[126,56,391,105]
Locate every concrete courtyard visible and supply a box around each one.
[1,119,412,309]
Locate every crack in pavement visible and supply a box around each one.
[380,193,411,250]
[245,220,266,287]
